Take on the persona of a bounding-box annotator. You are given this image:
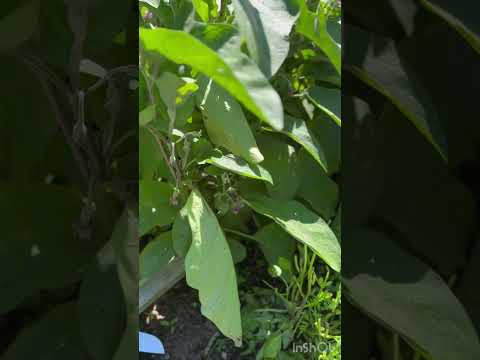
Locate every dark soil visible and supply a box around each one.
[140,280,243,360]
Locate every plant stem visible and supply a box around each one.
[223,228,258,242]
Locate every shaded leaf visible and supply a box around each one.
[296,149,338,220]
[79,265,125,360]
[344,25,446,159]
[139,181,177,236]
[344,228,480,360]
[256,133,299,199]
[0,1,39,51]
[140,232,177,287]
[3,303,90,359]
[280,114,328,172]
[420,0,480,53]
[254,223,296,273]
[307,86,341,126]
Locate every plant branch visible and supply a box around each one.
[19,56,89,183]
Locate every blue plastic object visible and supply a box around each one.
[139,331,165,354]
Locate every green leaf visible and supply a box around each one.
[192,0,210,22]
[0,1,39,51]
[139,180,178,236]
[198,77,264,163]
[232,0,300,77]
[344,25,446,160]
[456,237,480,335]
[139,127,171,181]
[172,208,192,257]
[0,184,95,313]
[307,86,341,126]
[139,257,185,314]
[254,223,296,273]
[228,238,247,264]
[296,149,338,220]
[257,333,282,359]
[205,153,273,184]
[256,133,300,199]
[140,0,160,8]
[296,2,340,74]
[156,72,184,124]
[419,0,480,54]
[140,232,177,287]
[184,190,242,346]
[78,265,125,360]
[344,229,480,360]
[308,116,340,175]
[243,195,341,271]
[139,104,156,127]
[3,303,90,359]
[280,114,328,172]
[331,205,341,242]
[111,207,138,360]
[140,26,284,130]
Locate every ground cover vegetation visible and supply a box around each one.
[138,0,342,358]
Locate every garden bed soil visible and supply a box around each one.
[140,280,242,360]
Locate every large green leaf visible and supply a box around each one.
[140,232,177,287]
[0,184,96,313]
[139,180,178,236]
[419,0,480,54]
[78,265,125,360]
[455,237,480,336]
[243,195,341,271]
[0,1,39,51]
[3,303,90,359]
[232,0,300,77]
[344,25,446,160]
[205,153,273,184]
[140,26,284,130]
[111,207,138,360]
[198,77,264,163]
[184,190,242,346]
[344,229,480,360]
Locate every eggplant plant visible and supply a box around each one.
[138,0,342,351]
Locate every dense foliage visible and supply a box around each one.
[138,0,341,357]
[343,1,480,359]
[0,1,138,359]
